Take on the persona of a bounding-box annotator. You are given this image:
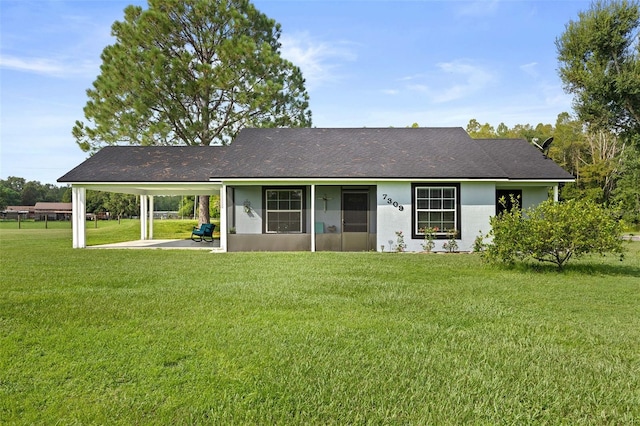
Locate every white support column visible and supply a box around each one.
[219,185,227,252]
[140,195,148,240]
[148,195,154,240]
[553,185,559,202]
[72,187,86,248]
[310,184,316,252]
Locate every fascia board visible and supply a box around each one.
[68,182,222,196]
[215,177,513,185]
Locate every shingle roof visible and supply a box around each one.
[58,146,228,182]
[473,138,574,180]
[58,127,574,183]
[216,127,504,179]
[34,202,72,211]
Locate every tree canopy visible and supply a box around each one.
[556,0,640,141]
[73,0,311,152]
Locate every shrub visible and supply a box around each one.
[420,227,437,252]
[395,231,407,252]
[442,229,459,253]
[483,199,624,269]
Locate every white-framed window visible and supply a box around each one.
[412,184,460,238]
[265,188,304,233]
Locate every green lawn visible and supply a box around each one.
[1,226,639,424]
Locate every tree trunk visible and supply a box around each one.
[198,195,210,224]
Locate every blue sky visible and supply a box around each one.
[0,0,591,184]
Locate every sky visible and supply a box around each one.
[0,0,592,185]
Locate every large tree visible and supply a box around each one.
[73,0,312,223]
[556,0,640,141]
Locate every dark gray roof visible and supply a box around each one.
[217,127,502,179]
[58,146,228,182]
[58,128,574,183]
[473,138,575,180]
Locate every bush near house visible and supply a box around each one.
[483,198,625,269]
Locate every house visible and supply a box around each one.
[58,127,574,251]
[34,202,72,221]
[2,206,34,219]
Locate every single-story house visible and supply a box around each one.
[2,206,34,219]
[34,202,72,221]
[58,127,574,252]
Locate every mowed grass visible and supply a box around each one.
[1,226,639,424]
[0,218,205,244]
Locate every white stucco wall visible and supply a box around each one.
[376,181,496,252]
[234,187,263,234]
[521,186,551,210]
[376,182,416,252]
[459,182,496,252]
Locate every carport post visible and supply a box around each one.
[220,185,227,252]
[140,195,148,240]
[72,187,86,248]
[310,184,316,252]
[148,195,154,240]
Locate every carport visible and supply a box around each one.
[70,182,224,249]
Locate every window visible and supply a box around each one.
[265,188,304,233]
[496,189,522,216]
[412,183,460,239]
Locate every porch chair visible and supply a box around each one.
[191,223,215,242]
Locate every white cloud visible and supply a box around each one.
[280,32,357,89]
[0,55,64,75]
[398,74,426,82]
[455,0,500,17]
[520,62,539,78]
[0,54,99,78]
[540,82,572,109]
[407,84,429,93]
[411,60,495,103]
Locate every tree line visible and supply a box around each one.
[0,177,69,209]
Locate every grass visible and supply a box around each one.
[1,226,639,424]
[0,219,216,245]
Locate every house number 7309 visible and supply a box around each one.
[382,194,404,211]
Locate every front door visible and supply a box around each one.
[342,190,369,251]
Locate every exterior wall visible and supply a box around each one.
[376,182,414,252]
[229,182,553,252]
[459,182,496,252]
[376,181,494,252]
[233,186,263,234]
[521,186,550,210]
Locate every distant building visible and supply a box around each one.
[34,202,72,221]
